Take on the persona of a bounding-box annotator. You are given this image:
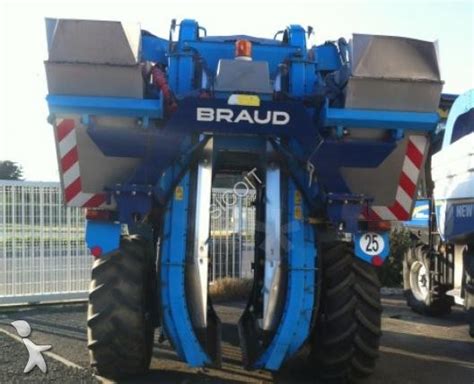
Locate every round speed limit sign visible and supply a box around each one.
[359,232,385,256]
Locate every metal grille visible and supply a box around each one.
[210,188,256,281]
[0,181,90,304]
[0,181,255,303]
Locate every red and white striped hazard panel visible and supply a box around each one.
[56,119,108,208]
[365,135,427,221]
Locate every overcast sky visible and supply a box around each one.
[0,0,472,181]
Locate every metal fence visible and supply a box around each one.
[0,181,255,305]
[0,181,91,305]
[210,188,256,281]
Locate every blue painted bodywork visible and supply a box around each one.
[47,94,163,119]
[85,220,121,254]
[141,32,168,64]
[160,171,210,366]
[45,18,442,372]
[309,140,397,193]
[438,200,474,242]
[255,180,316,370]
[402,199,430,229]
[46,20,439,226]
[403,198,474,243]
[312,43,342,71]
[322,105,439,132]
[168,98,316,150]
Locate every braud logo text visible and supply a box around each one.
[196,108,290,125]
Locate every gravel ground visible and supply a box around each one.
[0,294,473,383]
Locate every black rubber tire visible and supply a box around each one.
[308,242,382,382]
[87,235,155,378]
[463,245,474,338]
[403,244,453,316]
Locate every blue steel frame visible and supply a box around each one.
[160,170,210,366]
[255,180,316,370]
[45,18,443,373]
[47,95,163,119]
[322,105,439,132]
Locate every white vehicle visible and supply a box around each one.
[402,90,474,336]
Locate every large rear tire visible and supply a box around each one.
[308,242,382,382]
[87,235,156,378]
[463,245,474,337]
[403,244,453,316]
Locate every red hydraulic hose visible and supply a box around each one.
[151,66,177,115]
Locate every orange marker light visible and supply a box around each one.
[235,40,252,60]
[86,209,112,221]
[367,220,391,232]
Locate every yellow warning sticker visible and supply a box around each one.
[294,206,302,220]
[175,186,184,200]
[437,108,449,119]
[228,94,261,107]
[294,190,302,205]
